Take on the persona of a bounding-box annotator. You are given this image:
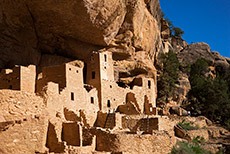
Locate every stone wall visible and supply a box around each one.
[100,77,156,113]
[37,61,100,127]
[96,129,175,154]
[0,65,36,93]
[37,64,67,92]
[20,65,36,93]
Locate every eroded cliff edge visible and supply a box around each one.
[0,0,164,80]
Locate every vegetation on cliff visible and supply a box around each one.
[188,58,230,129]
[170,136,223,154]
[157,50,230,129]
[157,50,179,104]
[161,12,184,38]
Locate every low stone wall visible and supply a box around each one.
[96,129,176,154]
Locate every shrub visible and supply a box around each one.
[173,27,184,37]
[178,119,199,130]
[170,136,222,154]
[162,11,184,38]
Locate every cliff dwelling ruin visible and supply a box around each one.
[0,50,168,154]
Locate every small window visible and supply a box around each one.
[90,55,94,61]
[76,70,79,73]
[91,97,94,104]
[69,68,71,71]
[104,66,106,69]
[148,80,151,89]
[110,85,112,88]
[107,100,111,108]
[104,54,107,62]
[92,72,95,79]
[71,92,74,101]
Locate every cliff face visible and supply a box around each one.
[0,0,163,76]
[1,1,230,154]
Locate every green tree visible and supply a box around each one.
[157,50,179,103]
[173,27,185,38]
[162,12,184,38]
[188,58,230,128]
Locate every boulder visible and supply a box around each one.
[170,36,188,53]
[212,51,229,74]
[177,42,214,65]
[187,129,209,141]
[174,74,191,105]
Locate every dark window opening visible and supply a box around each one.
[76,70,79,73]
[9,85,12,89]
[116,81,129,88]
[69,68,71,71]
[92,72,95,79]
[104,54,107,62]
[83,62,87,84]
[110,85,112,88]
[71,92,74,101]
[104,66,106,69]
[91,97,94,104]
[148,80,151,89]
[107,100,111,108]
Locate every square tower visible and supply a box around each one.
[86,51,114,84]
[86,51,114,110]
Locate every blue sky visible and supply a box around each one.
[160,0,230,58]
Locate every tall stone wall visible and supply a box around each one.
[20,65,36,93]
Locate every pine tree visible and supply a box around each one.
[157,50,179,102]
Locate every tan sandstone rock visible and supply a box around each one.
[0,90,48,154]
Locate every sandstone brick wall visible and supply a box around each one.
[99,51,114,81]
[0,65,36,93]
[100,77,156,113]
[96,129,175,154]
[85,51,156,113]
[86,51,104,110]
[20,65,36,93]
[122,115,159,132]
